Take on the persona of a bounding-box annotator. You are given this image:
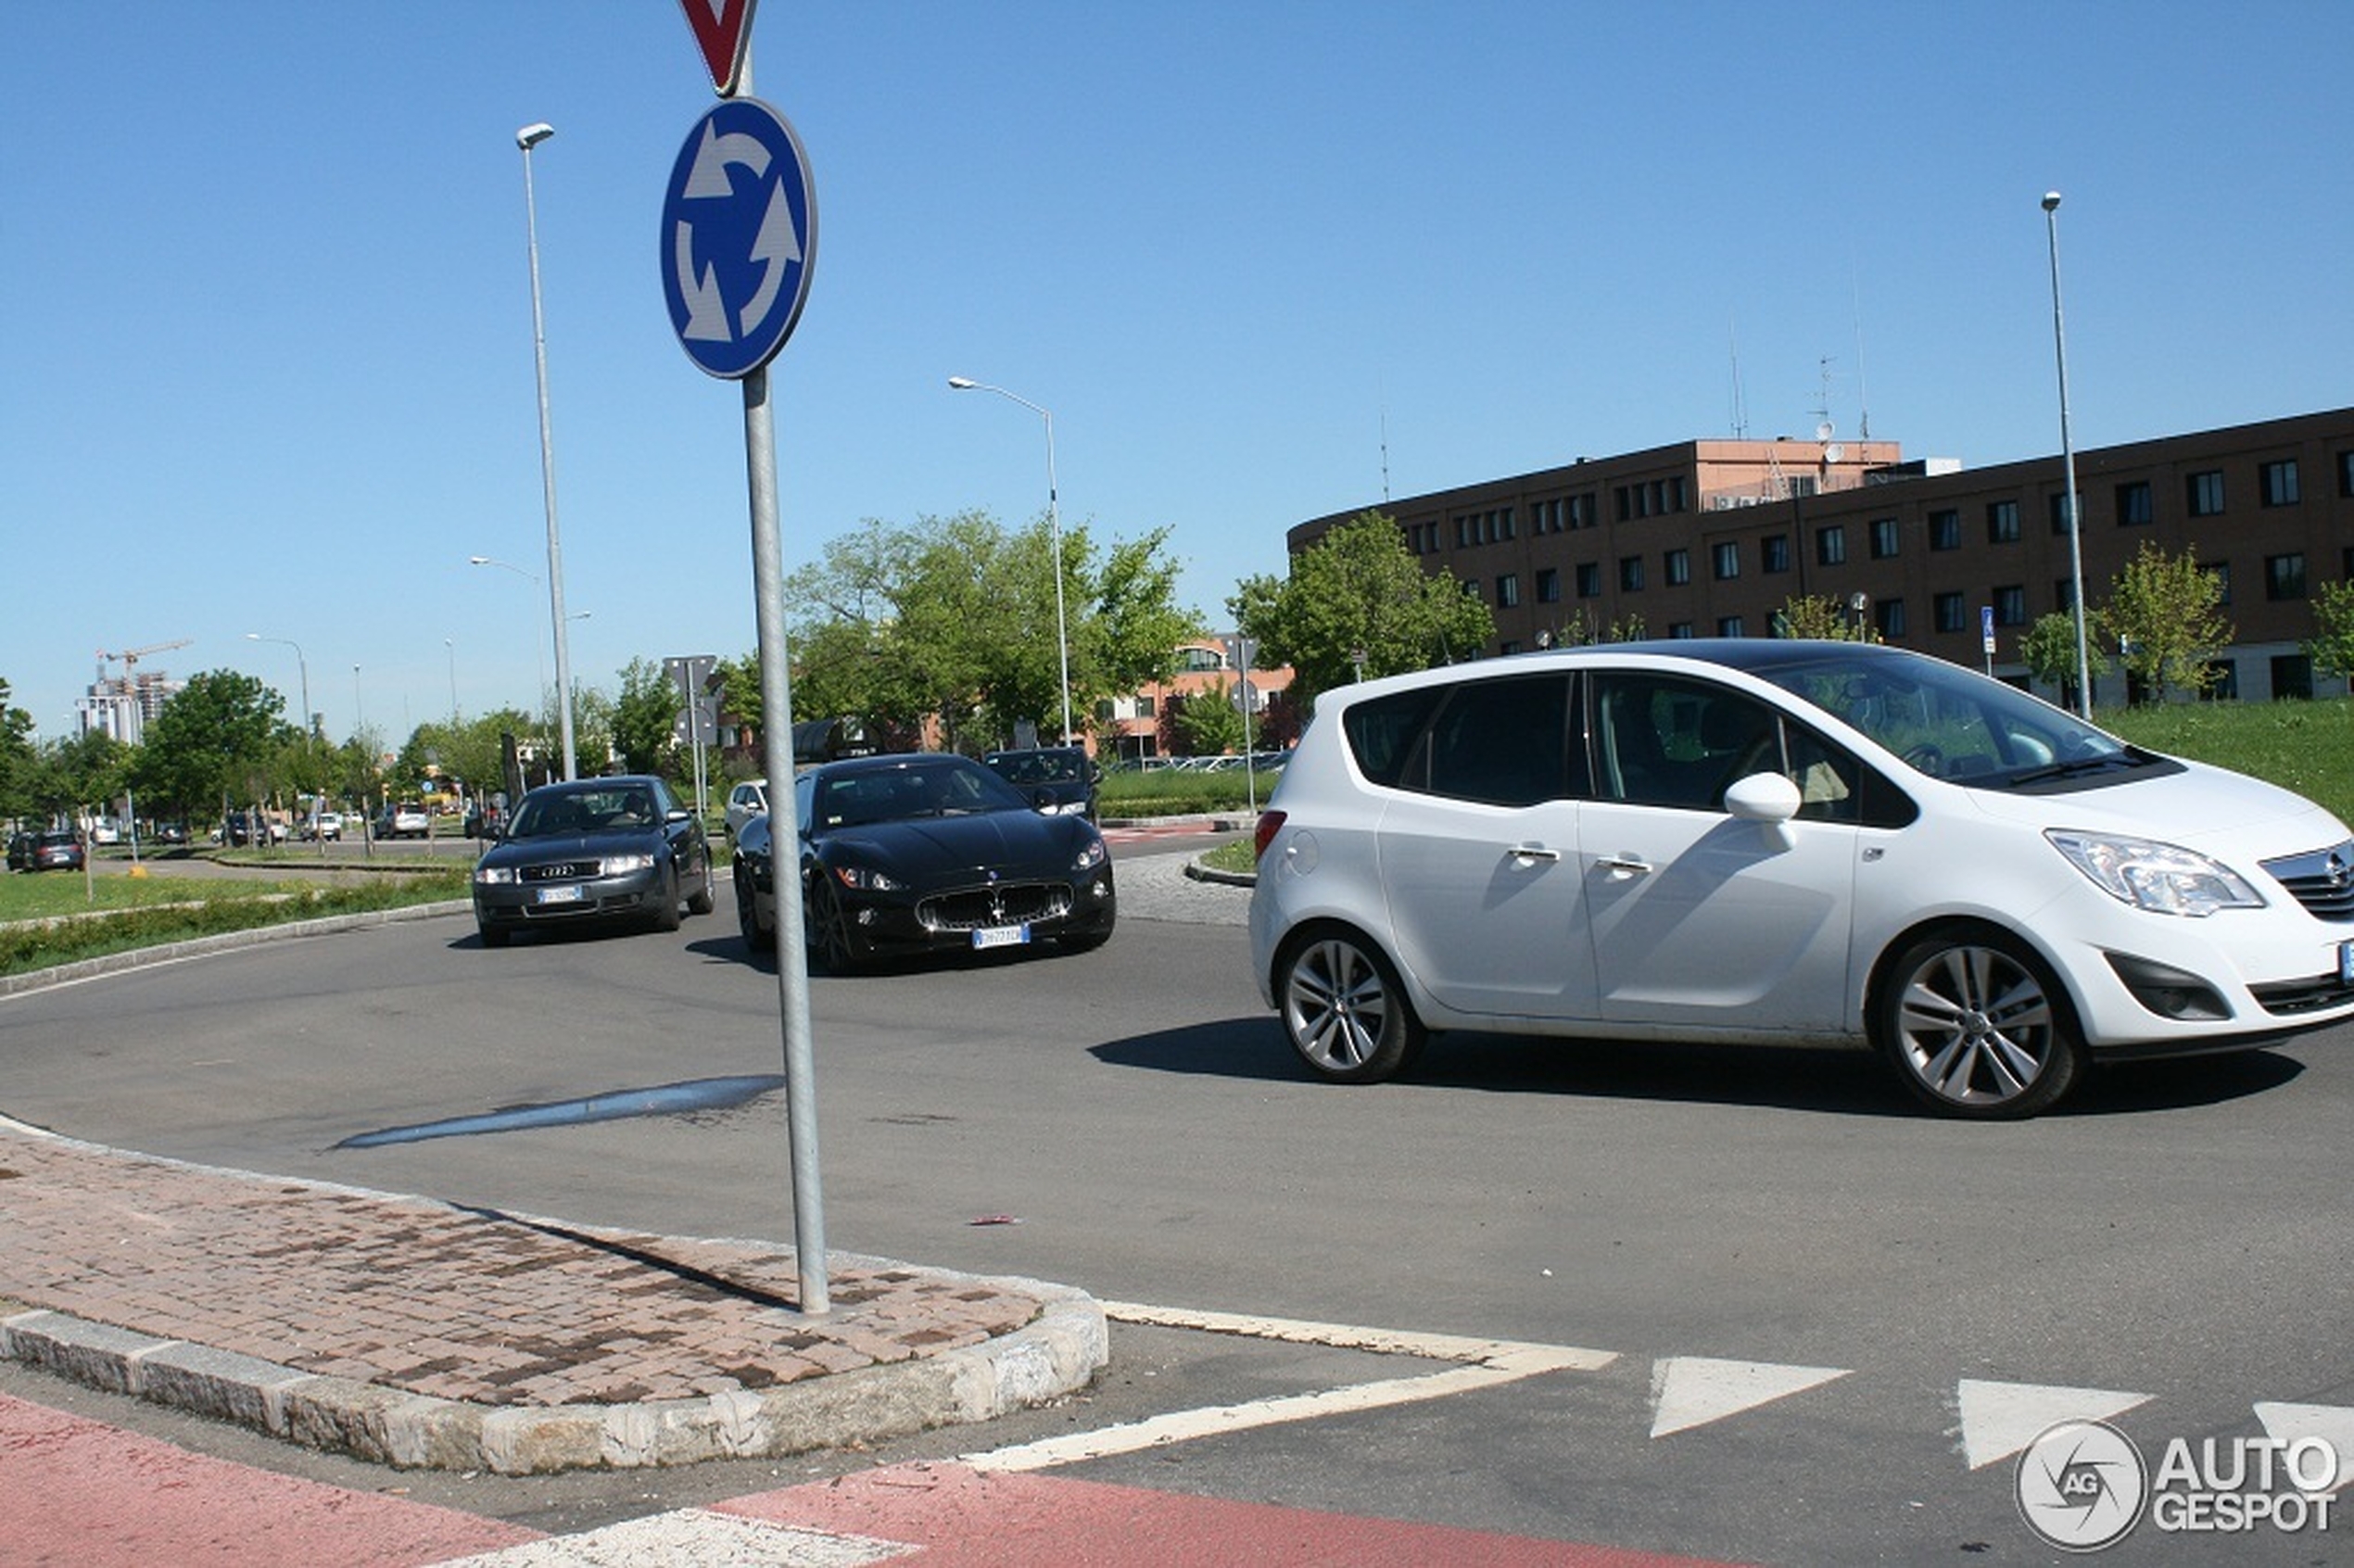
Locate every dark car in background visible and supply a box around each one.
[6,830,37,871]
[471,775,713,948]
[734,752,1116,970]
[981,745,1099,820]
[25,828,85,872]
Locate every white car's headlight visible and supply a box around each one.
[475,866,516,886]
[2045,830,2265,917]
[602,853,656,875]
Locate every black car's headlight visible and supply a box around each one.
[1072,838,1107,873]
[829,863,905,892]
[603,853,656,875]
[475,866,517,886]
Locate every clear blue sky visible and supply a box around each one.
[5,3,2346,743]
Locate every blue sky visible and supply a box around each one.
[5,2,2346,742]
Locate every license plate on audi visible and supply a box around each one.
[970,925,1031,950]
[537,884,585,905]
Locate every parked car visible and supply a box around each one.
[6,830,36,871]
[150,821,190,846]
[1247,639,2354,1119]
[471,775,714,948]
[299,811,344,841]
[381,801,431,839]
[26,828,85,872]
[981,746,1099,819]
[734,752,1117,969]
[724,778,768,841]
[87,818,121,845]
[220,810,284,847]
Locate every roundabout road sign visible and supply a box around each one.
[660,97,816,379]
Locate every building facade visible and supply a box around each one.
[1291,408,2354,703]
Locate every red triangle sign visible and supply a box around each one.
[677,0,759,96]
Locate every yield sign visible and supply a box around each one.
[677,0,759,96]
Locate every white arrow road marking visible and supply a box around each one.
[1648,1357,1850,1437]
[673,221,730,342]
[684,119,770,198]
[961,1301,1614,1474]
[736,179,802,337]
[1954,1378,2151,1470]
[2254,1402,2354,1491]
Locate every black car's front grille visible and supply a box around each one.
[919,880,1071,932]
[2260,840,2354,921]
[523,861,601,882]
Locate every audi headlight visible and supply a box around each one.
[830,864,904,892]
[2045,830,2265,917]
[603,853,656,875]
[475,866,517,886]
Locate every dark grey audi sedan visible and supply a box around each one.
[472,776,713,947]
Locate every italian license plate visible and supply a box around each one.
[2340,941,2354,986]
[538,884,585,905]
[970,924,1031,950]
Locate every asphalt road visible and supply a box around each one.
[5,851,2348,1564]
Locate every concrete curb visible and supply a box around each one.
[0,1277,1106,1475]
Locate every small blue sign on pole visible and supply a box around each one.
[660,97,816,379]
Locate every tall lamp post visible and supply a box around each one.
[245,632,311,736]
[470,555,551,715]
[518,121,578,779]
[948,376,1072,744]
[2043,191,2093,719]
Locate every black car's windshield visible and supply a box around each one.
[1746,647,2141,788]
[508,785,660,838]
[811,759,1030,828]
[987,750,1085,785]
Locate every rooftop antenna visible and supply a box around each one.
[1379,402,1391,501]
[1853,264,1872,441]
[1728,317,1749,439]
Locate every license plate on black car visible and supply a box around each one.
[971,925,1031,950]
[538,884,585,905]
[2341,940,2354,986]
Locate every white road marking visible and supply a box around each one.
[436,1509,918,1566]
[1953,1378,2152,1470]
[1648,1357,1851,1437]
[2254,1401,2354,1491]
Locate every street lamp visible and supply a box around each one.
[518,121,578,779]
[245,632,310,736]
[470,554,550,713]
[445,638,459,724]
[2043,190,2093,718]
[949,376,1072,744]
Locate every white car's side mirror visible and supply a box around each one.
[1724,771,1803,827]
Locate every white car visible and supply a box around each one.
[724,778,768,841]
[1247,639,2354,1119]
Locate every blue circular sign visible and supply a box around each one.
[660,97,816,379]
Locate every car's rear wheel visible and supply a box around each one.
[735,866,774,951]
[1872,927,2085,1119]
[1276,929,1425,1084]
[804,874,863,973]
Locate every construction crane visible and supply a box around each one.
[95,639,193,679]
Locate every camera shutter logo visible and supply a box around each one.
[2017,1419,2149,1552]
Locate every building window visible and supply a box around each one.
[2339,449,2354,499]
[1569,493,1595,529]
[1993,585,2027,626]
[1668,621,1694,639]
[1664,549,1691,586]
[1716,615,1744,637]
[1136,694,1157,718]
[2272,653,2313,701]
[2187,470,2225,516]
[1536,566,1561,603]
[2205,660,2239,701]
[1712,541,1740,580]
[2115,480,2153,526]
[1496,573,1520,608]
[1929,510,1961,550]
[1532,498,1564,534]
[1934,591,1967,633]
[1761,534,1791,575]
[2260,460,2300,508]
[2267,553,2308,601]
[1619,555,1645,592]
[1987,499,2020,544]
[1869,517,1900,559]
[2206,560,2232,605]
[1874,599,1906,640]
[2048,490,2080,535]
[1576,563,1602,599]
[1816,525,1846,566]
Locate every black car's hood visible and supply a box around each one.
[820,810,1089,882]
[478,828,667,867]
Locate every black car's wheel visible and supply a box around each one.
[804,872,863,973]
[653,868,684,933]
[1276,928,1425,1084]
[687,865,715,917]
[735,865,773,951]
[1872,926,2085,1119]
[478,924,511,950]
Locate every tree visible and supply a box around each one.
[2104,541,2233,702]
[1774,594,1879,642]
[611,657,681,776]
[2019,613,2109,707]
[1171,678,1247,757]
[130,669,282,819]
[1229,511,1495,710]
[2305,577,2354,690]
[0,677,40,824]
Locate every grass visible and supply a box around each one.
[2103,696,2354,827]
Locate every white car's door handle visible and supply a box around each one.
[1504,844,1562,864]
[1595,854,1653,878]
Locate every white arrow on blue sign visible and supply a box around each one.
[660,97,816,379]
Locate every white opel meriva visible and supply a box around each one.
[1248,640,2354,1118]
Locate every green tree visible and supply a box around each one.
[2304,577,2354,689]
[2105,540,2233,702]
[1171,678,1247,756]
[52,730,132,822]
[1774,594,1879,642]
[2019,612,2109,706]
[1229,511,1495,710]
[130,668,282,820]
[0,677,43,823]
[611,658,681,776]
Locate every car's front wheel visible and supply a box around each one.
[478,923,510,950]
[1276,929,1425,1084]
[804,873,864,973]
[735,865,774,951]
[1872,927,2085,1119]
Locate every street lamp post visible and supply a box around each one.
[245,632,311,735]
[470,555,551,717]
[948,376,1072,745]
[518,121,578,779]
[2043,191,2093,719]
